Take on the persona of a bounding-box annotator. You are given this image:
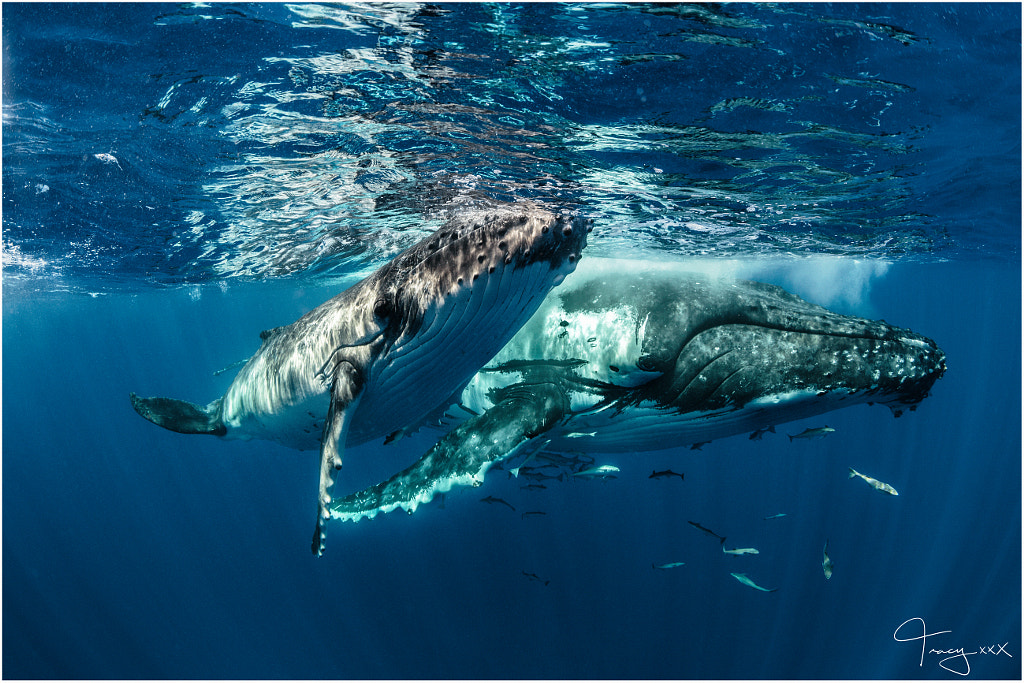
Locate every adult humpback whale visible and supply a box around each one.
[329,258,946,522]
[130,203,589,554]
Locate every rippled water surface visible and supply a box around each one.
[2,3,1020,679]
[4,3,1019,289]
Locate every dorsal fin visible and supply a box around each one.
[259,326,283,341]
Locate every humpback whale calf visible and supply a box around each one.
[130,203,589,554]
[329,258,946,522]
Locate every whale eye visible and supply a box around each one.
[373,298,392,322]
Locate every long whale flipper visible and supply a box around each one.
[312,360,363,554]
[329,383,569,523]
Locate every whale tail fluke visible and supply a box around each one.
[130,393,226,436]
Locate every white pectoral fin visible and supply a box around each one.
[312,361,364,557]
[329,383,568,524]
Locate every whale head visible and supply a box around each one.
[629,273,947,418]
[349,203,590,440]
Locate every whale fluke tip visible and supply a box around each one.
[130,392,225,436]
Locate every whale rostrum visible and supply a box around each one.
[130,203,589,555]
[329,258,946,523]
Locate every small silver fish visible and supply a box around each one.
[848,467,899,495]
[822,539,834,580]
[763,513,787,520]
[788,426,835,442]
[572,464,619,480]
[730,572,777,593]
[212,358,249,377]
[723,547,760,556]
[652,561,686,570]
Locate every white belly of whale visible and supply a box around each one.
[222,392,329,451]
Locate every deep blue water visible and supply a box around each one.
[3,3,1021,680]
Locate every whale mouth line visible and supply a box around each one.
[684,319,902,346]
[678,319,940,355]
[396,210,586,312]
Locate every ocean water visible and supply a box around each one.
[2,3,1020,679]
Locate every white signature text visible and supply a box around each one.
[894,617,1013,676]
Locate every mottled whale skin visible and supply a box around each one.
[330,258,946,522]
[130,203,589,554]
